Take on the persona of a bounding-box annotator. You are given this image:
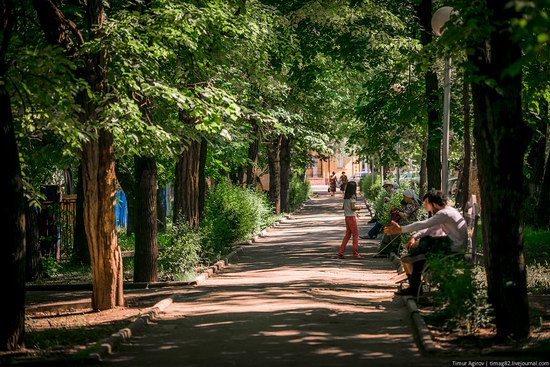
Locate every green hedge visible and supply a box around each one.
[201,182,274,260]
[158,218,201,281]
[289,176,311,211]
[360,173,381,201]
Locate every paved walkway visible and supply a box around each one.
[102,191,448,366]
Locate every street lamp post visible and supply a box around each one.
[431,6,454,195]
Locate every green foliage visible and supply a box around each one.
[428,256,494,333]
[201,182,273,260]
[117,229,135,251]
[379,188,404,226]
[158,218,201,281]
[41,256,63,278]
[360,173,381,201]
[289,176,311,211]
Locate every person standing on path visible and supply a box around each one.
[338,181,362,259]
[329,171,337,196]
[339,171,348,193]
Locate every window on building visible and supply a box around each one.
[337,154,344,169]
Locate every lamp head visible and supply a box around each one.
[431,6,454,36]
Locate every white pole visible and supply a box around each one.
[441,56,451,195]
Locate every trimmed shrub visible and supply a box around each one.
[158,217,201,281]
[360,173,381,201]
[201,183,273,260]
[289,176,311,211]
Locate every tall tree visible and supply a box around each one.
[134,155,158,282]
[0,0,26,350]
[174,115,201,228]
[33,0,124,309]
[415,0,441,191]
[72,165,89,264]
[267,135,282,213]
[280,135,292,212]
[468,2,531,339]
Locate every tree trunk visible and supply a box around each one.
[280,135,291,213]
[33,0,124,310]
[416,0,441,191]
[469,2,531,339]
[456,79,471,211]
[198,137,208,221]
[25,202,42,281]
[73,164,89,264]
[267,136,282,214]
[0,8,26,348]
[133,155,158,283]
[246,120,260,188]
[174,139,201,228]
[419,138,428,193]
[83,131,125,310]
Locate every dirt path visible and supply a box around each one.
[102,193,448,366]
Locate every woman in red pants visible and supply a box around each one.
[338,181,361,259]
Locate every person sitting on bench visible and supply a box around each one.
[383,189,468,296]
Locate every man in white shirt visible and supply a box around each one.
[384,190,468,296]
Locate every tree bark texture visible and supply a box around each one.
[416,0,441,191]
[280,135,291,213]
[0,6,25,351]
[83,131,124,310]
[469,2,531,339]
[174,139,201,228]
[133,155,158,282]
[246,120,260,188]
[267,136,282,214]
[73,165,90,264]
[33,0,124,310]
[0,0,26,351]
[456,80,471,211]
[419,137,428,194]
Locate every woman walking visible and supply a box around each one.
[329,172,337,196]
[338,181,361,259]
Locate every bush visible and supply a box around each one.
[117,229,135,251]
[201,182,273,260]
[360,174,381,201]
[428,255,494,333]
[289,176,311,211]
[158,217,201,281]
[41,256,63,278]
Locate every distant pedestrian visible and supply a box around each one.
[338,181,362,259]
[329,172,337,196]
[339,171,348,192]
